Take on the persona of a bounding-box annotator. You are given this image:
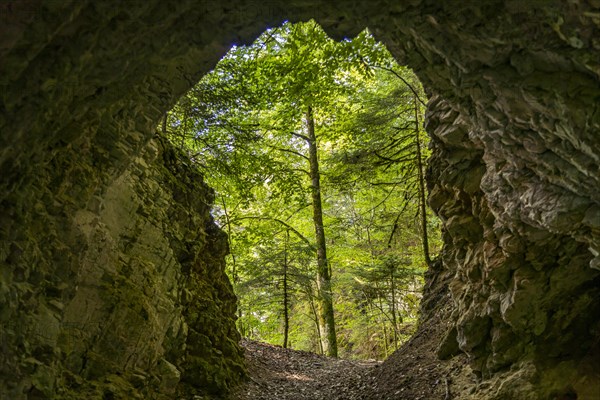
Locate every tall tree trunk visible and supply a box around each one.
[221,198,244,336]
[377,292,389,358]
[221,198,238,286]
[308,294,324,355]
[305,106,338,357]
[283,229,290,349]
[390,263,398,350]
[413,95,431,267]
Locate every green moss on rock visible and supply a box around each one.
[0,134,244,399]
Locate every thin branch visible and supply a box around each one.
[290,131,310,142]
[365,181,404,186]
[371,65,427,107]
[290,167,311,177]
[373,151,416,165]
[232,216,316,251]
[387,199,412,247]
[266,144,309,160]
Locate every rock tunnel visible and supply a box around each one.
[1,1,599,399]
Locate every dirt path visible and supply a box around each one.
[227,340,380,400]
[227,268,471,400]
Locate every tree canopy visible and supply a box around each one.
[163,20,441,360]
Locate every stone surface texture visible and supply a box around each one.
[1,0,599,399]
[1,132,244,399]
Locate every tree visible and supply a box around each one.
[326,65,435,267]
[163,20,440,359]
[305,105,337,356]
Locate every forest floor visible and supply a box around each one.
[227,339,379,400]
[227,329,469,400]
[228,264,471,400]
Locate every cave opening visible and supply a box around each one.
[162,20,440,361]
[2,2,599,399]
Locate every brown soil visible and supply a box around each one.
[228,262,473,400]
[362,297,470,400]
[227,339,379,400]
[228,326,469,400]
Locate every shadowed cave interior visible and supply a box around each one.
[0,1,599,399]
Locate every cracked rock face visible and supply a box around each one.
[1,1,598,398]
[387,2,600,397]
[1,134,244,399]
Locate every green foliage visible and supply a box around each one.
[164,20,441,360]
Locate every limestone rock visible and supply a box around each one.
[0,135,243,398]
[1,1,599,399]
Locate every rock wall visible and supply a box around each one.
[379,2,600,398]
[1,1,599,399]
[1,133,243,399]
